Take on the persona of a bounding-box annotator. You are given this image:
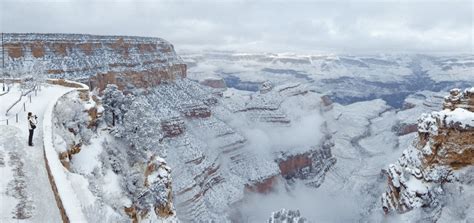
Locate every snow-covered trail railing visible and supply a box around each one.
[42,79,89,223]
[0,86,10,96]
[4,85,36,115]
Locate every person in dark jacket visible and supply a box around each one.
[28,112,37,146]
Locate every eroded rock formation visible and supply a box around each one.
[125,156,176,222]
[276,135,336,187]
[4,33,337,222]
[140,80,335,221]
[268,209,307,223]
[199,77,227,89]
[382,87,474,215]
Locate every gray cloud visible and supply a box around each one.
[1,0,472,53]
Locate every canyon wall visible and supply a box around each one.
[382,88,474,217]
[0,33,186,91]
[140,80,336,221]
[2,33,336,222]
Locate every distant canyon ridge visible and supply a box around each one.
[1,33,186,91]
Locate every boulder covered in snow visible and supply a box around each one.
[260,80,273,94]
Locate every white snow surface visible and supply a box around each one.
[418,107,474,135]
[42,81,89,222]
[70,136,103,175]
[0,82,78,222]
[405,177,428,194]
[439,108,474,128]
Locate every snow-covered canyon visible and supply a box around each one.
[0,33,472,222]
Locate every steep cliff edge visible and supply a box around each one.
[1,33,184,222]
[1,33,186,90]
[102,80,335,222]
[51,88,178,222]
[382,87,474,220]
[2,33,335,222]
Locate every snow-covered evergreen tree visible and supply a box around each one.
[102,84,134,133]
[103,84,165,161]
[122,97,164,161]
[54,93,93,146]
[18,60,48,90]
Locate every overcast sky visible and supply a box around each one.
[1,0,472,54]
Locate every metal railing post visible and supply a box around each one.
[23,102,26,111]
[16,114,18,123]
[2,32,4,92]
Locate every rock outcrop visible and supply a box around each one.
[443,88,474,112]
[1,33,186,91]
[161,117,185,138]
[125,156,176,222]
[268,209,307,223]
[393,123,418,136]
[53,91,179,223]
[199,77,227,89]
[260,81,273,94]
[276,135,336,187]
[382,87,474,216]
[245,175,281,194]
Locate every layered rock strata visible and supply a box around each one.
[1,33,186,91]
[143,80,335,221]
[4,33,336,222]
[382,88,474,215]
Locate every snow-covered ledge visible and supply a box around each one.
[43,79,89,222]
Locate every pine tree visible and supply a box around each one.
[102,84,134,131]
[122,97,164,162]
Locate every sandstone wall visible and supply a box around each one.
[1,33,186,91]
[443,88,474,112]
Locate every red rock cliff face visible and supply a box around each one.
[278,153,312,177]
[91,64,186,91]
[245,175,280,194]
[420,88,474,169]
[1,33,186,91]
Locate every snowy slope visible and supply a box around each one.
[2,33,472,222]
[99,79,335,222]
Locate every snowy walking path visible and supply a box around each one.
[0,83,72,223]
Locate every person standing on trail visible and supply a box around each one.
[27,112,38,146]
